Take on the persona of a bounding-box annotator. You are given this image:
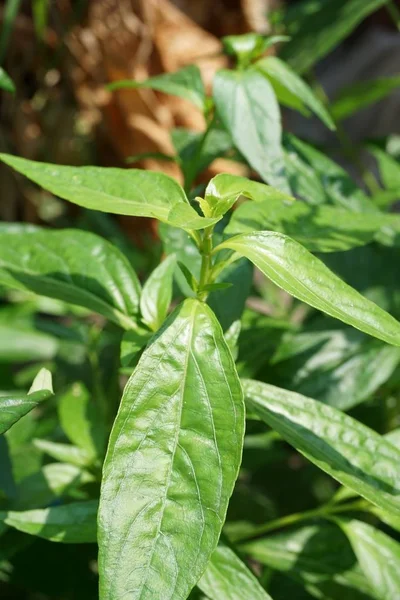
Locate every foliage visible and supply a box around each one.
[2,3,400,599]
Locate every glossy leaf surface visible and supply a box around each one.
[243,379,400,517]
[0,369,53,435]
[198,541,271,599]
[225,197,399,252]
[0,154,214,229]
[3,500,98,543]
[140,254,176,331]
[256,56,334,129]
[213,69,289,192]
[98,299,245,600]
[216,231,400,345]
[0,227,141,330]
[108,65,205,110]
[339,519,400,599]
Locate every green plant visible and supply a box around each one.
[2,13,400,600]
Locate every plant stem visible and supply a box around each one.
[197,225,214,301]
[235,499,369,542]
[386,0,400,32]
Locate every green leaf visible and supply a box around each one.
[0,154,212,230]
[177,261,199,294]
[225,197,398,252]
[281,0,389,74]
[204,173,293,220]
[108,65,206,111]
[166,203,220,230]
[272,326,400,410]
[213,69,289,192]
[33,439,93,468]
[223,321,241,362]
[120,328,152,371]
[0,226,141,330]
[198,540,272,599]
[0,369,53,435]
[332,75,400,122]
[0,437,16,500]
[0,321,58,362]
[241,522,375,600]
[338,519,400,599]
[58,382,105,459]
[208,259,253,331]
[98,299,245,600]
[215,231,400,345]
[140,254,176,331]
[3,500,98,543]
[256,56,334,130]
[0,66,15,93]
[243,379,400,518]
[159,223,201,297]
[171,127,232,190]
[283,134,376,212]
[368,145,400,191]
[14,463,95,510]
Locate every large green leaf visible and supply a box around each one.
[331,75,400,121]
[256,56,334,129]
[0,227,141,330]
[108,65,205,111]
[225,197,399,252]
[0,369,53,435]
[0,154,217,230]
[198,541,272,600]
[241,523,375,600]
[243,379,400,517]
[215,231,400,345]
[140,254,176,331]
[281,0,390,74]
[0,67,15,93]
[213,69,289,192]
[98,299,245,600]
[338,519,400,599]
[2,500,98,543]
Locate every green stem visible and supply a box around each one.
[197,225,214,301]
[386,0,400,32]
[235,499,369,543]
